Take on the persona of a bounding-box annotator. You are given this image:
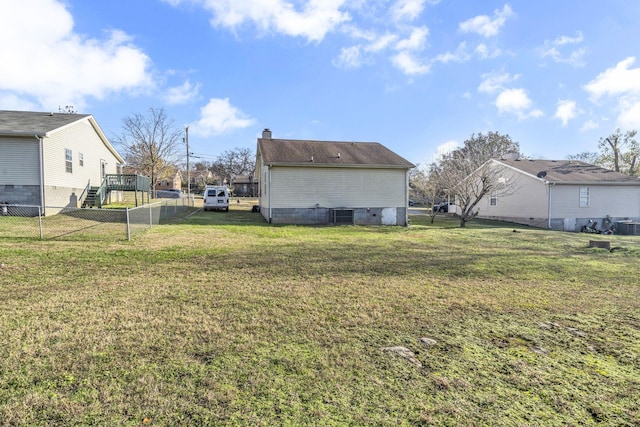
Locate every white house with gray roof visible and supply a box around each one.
[255,129,415,226]
[468,158,640,232]
[0,110,125,214]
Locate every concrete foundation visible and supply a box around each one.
[267,207,408,226]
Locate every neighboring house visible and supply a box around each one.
[183,169,214,191]
[255,129,415,225]
[210,174,227,186]
[155,169,182,191]
[470,158,640,231]
[0,110,125,213]
[230,174,258,197]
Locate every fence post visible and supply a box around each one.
[126,207,131,241]
[149,204,153,227]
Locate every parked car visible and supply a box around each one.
[408,199,416,206]
[433,202,449,213]
[156,189,182,198]
[203,186,229,211]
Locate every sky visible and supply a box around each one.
[1,0,640,167]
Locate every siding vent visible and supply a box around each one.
[332,209,353,225]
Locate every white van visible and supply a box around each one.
[203,186,229,211]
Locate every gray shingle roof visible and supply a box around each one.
[497,159,639,183]
[0,110,91,136]
[258,138,415,168]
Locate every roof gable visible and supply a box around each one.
[258,138,414,168]
[495,159,639,184]
[0,110,91,136]
[0,110,124,164]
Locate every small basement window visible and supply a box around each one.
[333,209,354,225]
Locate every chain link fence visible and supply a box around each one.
[0,197,195,241]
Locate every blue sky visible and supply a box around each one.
[2,1,640,166]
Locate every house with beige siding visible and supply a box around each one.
[0,110,125,214]
[470,158,640,232]
[255,129,415,225]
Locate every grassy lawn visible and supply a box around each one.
[0,204,638,425]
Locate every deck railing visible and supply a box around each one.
[104,174,150,192]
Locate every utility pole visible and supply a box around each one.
[184,126,190,196]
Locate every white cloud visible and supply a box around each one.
[478,72,519,94]
[529,109,544,119]
[437,140,460,157]
[172,0,350,43]
[366,33,400,53]
[0,92,38,111]
[495,88,543,119]
[584,57,640,99]
[584,57,640,128]
[395,26,429,51]
[333,32,401,69]
[459,4,514,38]
[617,99,640,129]
[391,51,430,75]
[540,31,586,66]
[391,0,427,22]
[192,98,255,136]
[164,80,201,105]
[432,42,471,64]
[474,43,502,59]
[554,99,578,126]
[579,120,599,132]
[496,88,530,112]
[333,46,364,69]
[0,0,153,111]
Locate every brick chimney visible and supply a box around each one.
[262,128,272,139]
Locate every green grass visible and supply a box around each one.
[0,207,639,426]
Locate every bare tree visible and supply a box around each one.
[431,132,520,228]
[598,129,639,176]
[567,151,601,164]
[115,107,183,189]
[211,147,255,185]
[409,165,441,223]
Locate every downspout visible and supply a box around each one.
[546,181,553,229]
[35,134,45,214]
[268,165,272,223]
[405,169,410,226]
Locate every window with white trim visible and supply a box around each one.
[579,186,590,207]
[65,149,73,173]
[490,193,497,206]
[79,153,84,167]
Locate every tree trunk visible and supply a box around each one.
[459,217,467,228]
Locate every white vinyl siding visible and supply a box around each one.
[269,166,406,208]
[43,119,121,188]
[479,171,548,218]
[550,184,640,218]
[0,138,40,185]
